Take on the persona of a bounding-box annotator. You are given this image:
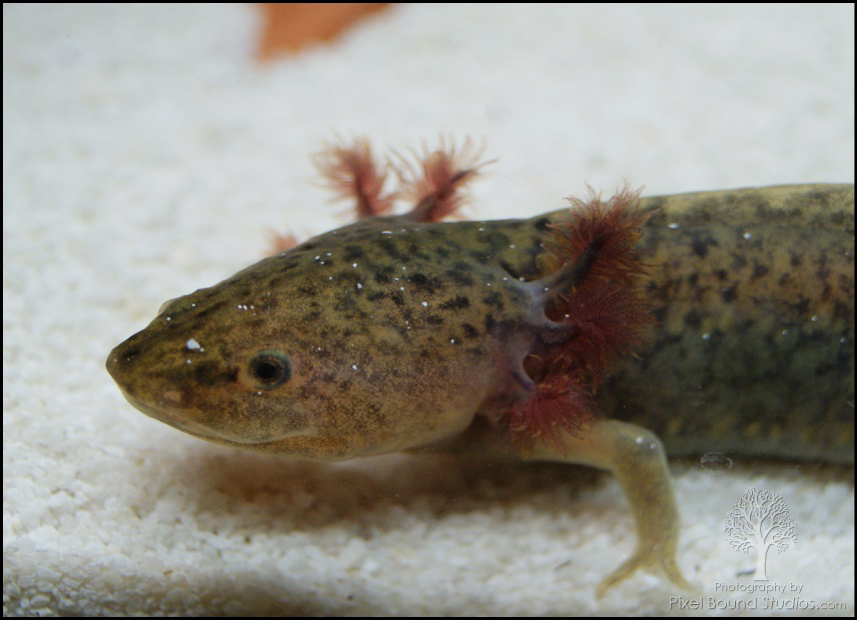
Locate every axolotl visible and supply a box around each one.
[106,139,854,596]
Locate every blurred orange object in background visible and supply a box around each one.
[257,3,391,60]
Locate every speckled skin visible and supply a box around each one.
[601,184,854,463]
[107,180,854,595]
[109,213,547,460]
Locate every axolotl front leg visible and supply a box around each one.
[440,415,691,596]
[533,420,690,596]
[316,139,693,594]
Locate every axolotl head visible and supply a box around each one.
[107,255,337,458]
[106,227,501,460]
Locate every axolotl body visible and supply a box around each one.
[107,140,854,595]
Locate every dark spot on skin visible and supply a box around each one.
[833,300,851,324]
[434,246,451,259]
[378,238,408,262]
[440,296,470,310]
[532,217,551,232]
[267,275,289,291]
[297,285,318,296]
[331,270,359,285]
[461,323,479,338]
[390,291,405,306]
[192,361,239,386]
[691,233,717,258]
[263,297,281,310]
[714,269,728,282]
[691,238,708,258]
[301,242,317,251]
[720,284,738,303]
[334,295,361,314]
[410,272,444,293]
[815,252,831,280]
[484,314,497,333]
[444,268,475,287]
[426,315,444,325]
[683,309,702,329]
[730,253,748,272]
[276,254,301,267]
[367,291,387,302]
[483,231,511,250]
[482,291,504,311]
[373,266,396,284]
[751,262,770,281]
[646,271,679,301]
[693,198,720,223]
[405,242,432,261]
[343,245,364,260]
[790,297,811,317]
[194,301,227,321]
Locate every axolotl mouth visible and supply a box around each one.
[108,378,225,443]
[105,328,317,449]
[107,364,316,451]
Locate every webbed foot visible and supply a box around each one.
[527,418,697,596]
[596,537,696,598]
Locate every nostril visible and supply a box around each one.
[118,346,141,362]
[106,343,141,379]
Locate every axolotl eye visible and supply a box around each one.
[248,351,292,389]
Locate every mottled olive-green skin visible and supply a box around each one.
[107,184,854,463]
[599,184,854,463]
[107,214,545,460]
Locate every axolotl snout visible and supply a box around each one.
[107,139,854,596]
